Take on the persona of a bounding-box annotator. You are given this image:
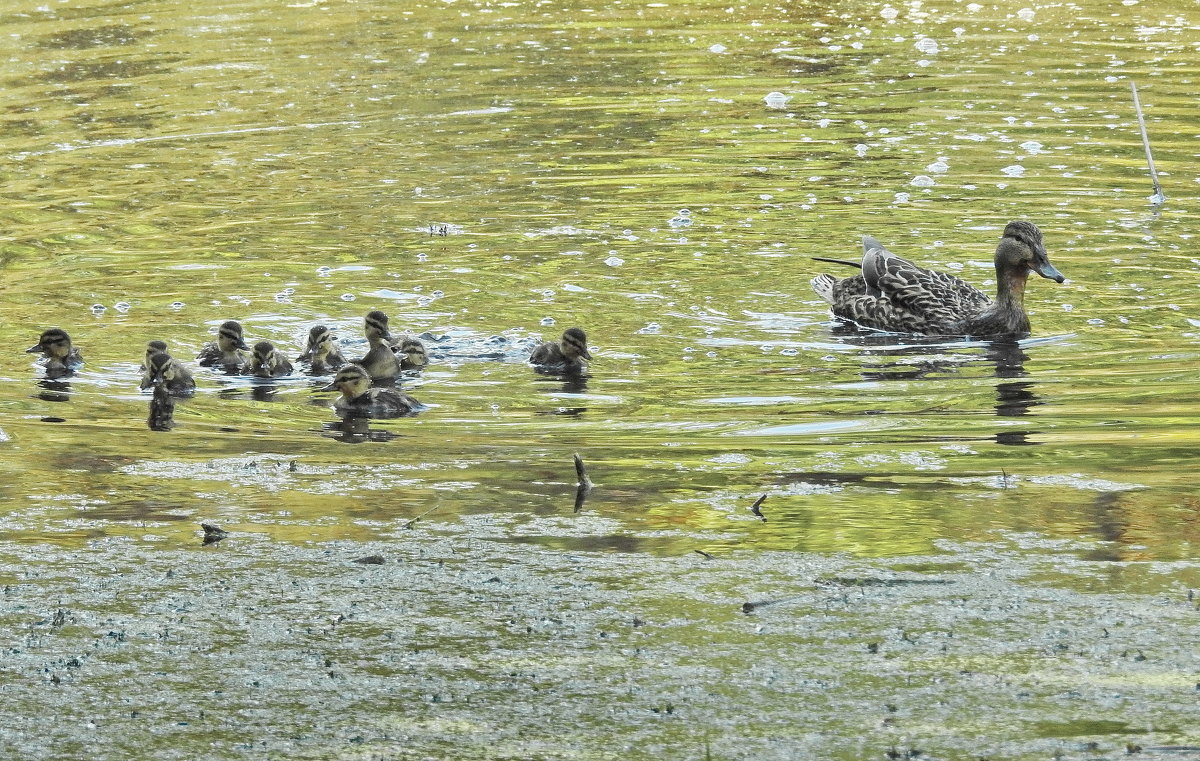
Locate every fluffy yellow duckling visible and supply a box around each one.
[197,320,250,371]
[296,325,346,375]
[140,349,196,395]
[530,327,592,372]
[321,363,421,417]
[250,341,294,378]
[27,328,83,378]
[355,310,401,381]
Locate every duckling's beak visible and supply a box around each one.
[319,380,340,392]
[25,343,42,353]
[235,339,249,350]
[581,347,593,360]
[1033,259,1065,284]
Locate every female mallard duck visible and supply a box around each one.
[810,220,1065,338]
[530,327,592,372]
[197,320,250,371]
[250,341,294,378]
[355,311,401,381]
[27,328,83,377]
[296,325,346,375]
[140,348,196,394]
[398,337,428,371]
[321,363,421,417]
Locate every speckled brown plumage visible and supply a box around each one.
[811,221,1065,338]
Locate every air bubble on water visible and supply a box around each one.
[540,317,556,326]
[1017,7,1035,20]
[114,302,131,313]
[894,192,911,203]
[709,43,727,54]
[780,348,799,356]
[910,175,935,187]
[855,144,869,157]
[880,5,898,19]
[1087,318,1105,325]
[926,158,950,173]
[763,92,790,109]
[316,266,332,276]
[341,293,356,302]
[669,214,692,228]
[1062,304,1074,312]
[915,38,939,54]
[91,304,106,314]
[562,284,585,292]
[1019,140,1043,153]
[637,322,661,335]
[1001,165,1026,177]
[170,301,185,310]
[604,256,625,267]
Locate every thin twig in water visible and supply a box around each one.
[1000,468,1010,489]
[404,503,442,529]
[694,549,715,560]
[1130,81,1165,205]
[749,494,767,522]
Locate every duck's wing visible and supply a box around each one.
[860,237,990,330]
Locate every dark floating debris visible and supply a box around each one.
[353,554,385,565]
[749,494,767,521]
[200,523,229,545]
[741,595,804,614]
[694,549,715,560]
[1130,81,1165,205]
[573,452,594,513]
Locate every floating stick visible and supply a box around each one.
[749,494,767,521]
[1130,81,1165,205]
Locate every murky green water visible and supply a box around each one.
[2,0,1199,757]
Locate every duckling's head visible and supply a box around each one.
[560,327,592,360]
[997,221,1064,283]
[27,328,73,359]
[218,320,249,351]
[399,338,427,366]
[253,341,279,365]
[321,363,371,400]
[145,340,168,360]
[145,351,178,387]
[364,310,392,341]
[308,325,336,358]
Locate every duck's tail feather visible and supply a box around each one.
[811,256,862,269]
[810,274,838,305]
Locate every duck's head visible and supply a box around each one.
[399,338,427,366]
[365,310,392,342]
[321,363,371,399]
[27,328,73,359]
[561,327,592,360]
[145,351,178,387]
[145,340,168,362]
[307,325,337,359]
[253,341,280,366]
[217,320,249,351]
[997,221,1064,283]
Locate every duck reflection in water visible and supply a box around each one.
[533,369,590,416]
[147,384,176,431]
[217,383,283,403]
[321,416,399,444]
[986,340,1041,446]
[36,379,72,403]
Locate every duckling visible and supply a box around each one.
[398,337,429,371]
[530,327,592,372]
[250,341,294,378]
[197,320,250,371]
[355,311,401,381]
[811,220,1066,337]
[296,325,346,375]
[140,349,196,394]
[26,328,83,377]
[140,340,168,372]
[321,363,421,417]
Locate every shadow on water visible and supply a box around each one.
[147,386,175,431]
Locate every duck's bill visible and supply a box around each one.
[319,381,338,392]
[1034,261,1065,283]
[581,349,593,360]
[25,343,42,353]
